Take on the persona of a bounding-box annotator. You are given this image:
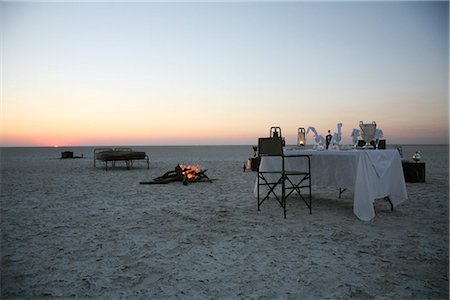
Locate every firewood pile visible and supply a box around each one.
[140,164,213,185]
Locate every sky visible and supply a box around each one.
[1,1,449,146]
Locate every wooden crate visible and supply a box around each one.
[402,161,425,182]
[61,151,74,159]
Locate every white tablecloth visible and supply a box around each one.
[254,149,408,221]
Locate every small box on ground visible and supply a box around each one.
[61,151,74,159]
[402,161,425,182]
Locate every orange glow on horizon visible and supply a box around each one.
[1,116,448,147]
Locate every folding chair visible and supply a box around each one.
[257,137,312,218]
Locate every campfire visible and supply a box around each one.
[179,164,201,181]
[140,164,212,185]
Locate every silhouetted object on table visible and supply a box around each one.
[270,126,282,138]
[325,130,332,149]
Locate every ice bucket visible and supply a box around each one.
[359,121,376,149]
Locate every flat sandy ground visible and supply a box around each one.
[1,146,448,298]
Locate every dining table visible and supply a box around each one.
[254,147,408,221]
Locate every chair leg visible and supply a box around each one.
[309,175,312,214]
[285,174,311,215]
[385,197,394,211]
[282,175,287,218]
[258,172,289,218]
[257,173,260,211]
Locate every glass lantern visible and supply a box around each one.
[270,126,282,138]
[297,127,306,146]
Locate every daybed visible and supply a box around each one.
[94,148,149,170]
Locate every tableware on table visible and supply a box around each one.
[374,129,384,149]
[252,146,258,157]
[413,151,421,162]
[335,123,343,148]
[325,130,332,149]
[307,127,320,150]
[316,134,326,150]
[351,129,360,149]
[359,121,376,149]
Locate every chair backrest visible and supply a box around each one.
[258,137,283,156]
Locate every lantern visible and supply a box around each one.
[270,126,282,138]
[297,127,306,146]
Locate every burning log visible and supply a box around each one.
[140,164,213,185]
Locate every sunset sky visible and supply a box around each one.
[1,1,448,146]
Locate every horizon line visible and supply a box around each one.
[1,143,449,148]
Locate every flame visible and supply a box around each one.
[180,164,201,180]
